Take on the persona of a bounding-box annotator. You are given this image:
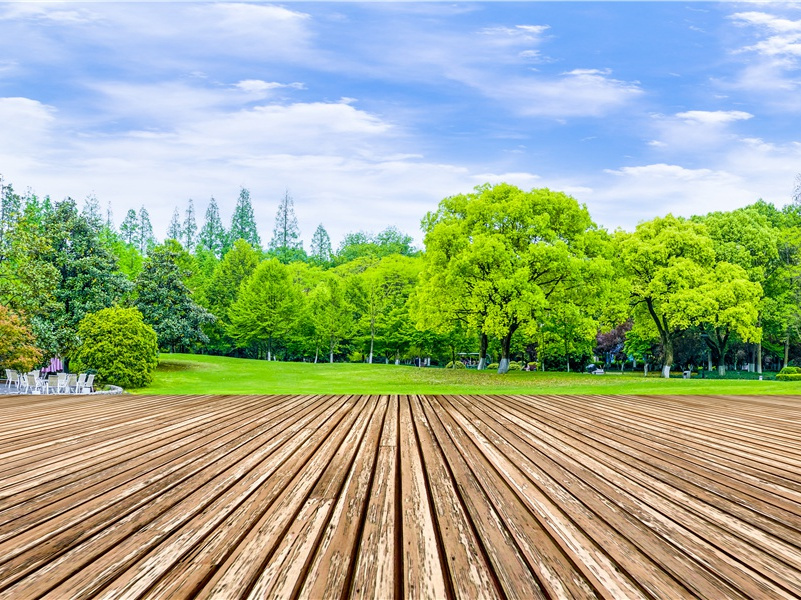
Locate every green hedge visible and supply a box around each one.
[445,361,466,369]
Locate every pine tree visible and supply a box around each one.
[183,198,197,251]
[120,209,139,246]
[167,207,183,241]
[309,224,332,265]
[228,187,261,251]
[0,176,21,263]
[198,196,227,258]
[268,190,302,262]
[81,194,102,227]
[137,207,155,255]
[105,201,115,231]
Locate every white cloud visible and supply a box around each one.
[675,110,753,124]
[234,80,306,94]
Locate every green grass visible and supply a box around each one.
[130,353,801,396]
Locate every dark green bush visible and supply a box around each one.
[71,307,159,389]
[778,366,801,375]
[776,372,801,381]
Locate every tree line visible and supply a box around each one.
[2,175,801,384]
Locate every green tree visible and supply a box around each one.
[201,239,260,353]
[137,207,156,255]
[167,207,182,241]
[120,209,139,246]
[198,196,227,258]
[134,242,215,352]
[309,224,333,265]
[334,227,417,265]
[228,258,300,360]
[183,198,197,251]
[228,187,261,251]
[308,275,353,363]
[43,198,131,358]
[269,190,303,263]
[81,194,102,228]
[418,183,607,373]
[0,303,43,372]
[71,306,158,388]
[618,214,717,378]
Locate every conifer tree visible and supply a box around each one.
[183,198,197,251]
[198,196,227,258]
[81,194,102,227]
[228,187,261,251]
[120,209,139,246]
[167,207,183,241]
[268,190,302,262]
[137,207,155,255]
[309,224,332,265]
[105,201,114,231]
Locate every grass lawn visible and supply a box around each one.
[131,353,801,395]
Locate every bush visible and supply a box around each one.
[445,361,466,369]
[348,351,364,363]
[487,362,499,370]
[507,361,523,371]
[71,307,158,389]
[776,366,801,381]
[527,362,538,371]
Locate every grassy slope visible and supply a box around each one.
[132,353,801,396]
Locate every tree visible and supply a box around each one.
[228,258,301,360]
[134,241,215,352]
[137,207,156,255]
[183,198,197,251]
[309,224,333,265]
[269,190,303,262]
[617,214,716,378]
[120,209,139,246]
[308,275,353,363]
[105,201,114,231]
[201,239,260,353]
[81,194,102,228]
[71,307,159,388]
[228,187,261,250]
[167,207,183,241]
[198,196,227,258]
[0,303,42,372]
[0,176,21,267]
[417,183,608,373]
[42,198,131,358]
[334,227,417,265]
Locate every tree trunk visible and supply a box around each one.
[329,338,334,364]
[477,333,488,370]
[785,332,790,369]
[661,339,673,379]
[757,341,763,374]
[395,349,400,366]
[718,363,726,376]
[368,320,374,364]
[314,345,319,364]
[497,328,515,374]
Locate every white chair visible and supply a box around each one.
[66,374,78,393]
[84,374,95,393]
[57,373,69,393]
[76,373,87,393]
[5,369,20,390]
[21,374,39,394]
[46,374,58,394]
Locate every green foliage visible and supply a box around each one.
[507,361,523,371]
[310,224,333,265]
[228,188,261,251]
[134,243,215,352]
[71,307,158,388]
[776,372,801,381]
[228,258,302,358]
[487,362,499,370]
[0,303,43,372]
[269,191,303,262]
[334,227,417,265]
[198,197,227,258]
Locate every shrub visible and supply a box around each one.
[445,361,466,369]
[487,362,499,370]
[348,351,364,363]
[776,366,801,381]
[507,361,523,371]
[71,307,158,389]
[0,304,42,373]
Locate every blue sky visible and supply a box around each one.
[1,2,800,248]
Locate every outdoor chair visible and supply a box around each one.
[5,369,20,390]
[66,374,77,393]
[21,374,39,394]
[57,373,68,394]
[76,373,88,393]
[84,374,95,393]
[47,374,58,394]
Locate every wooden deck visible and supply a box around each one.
[1,393,801,599]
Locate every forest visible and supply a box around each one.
[2,175,801,385]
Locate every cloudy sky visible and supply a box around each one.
[1,2,800,248]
